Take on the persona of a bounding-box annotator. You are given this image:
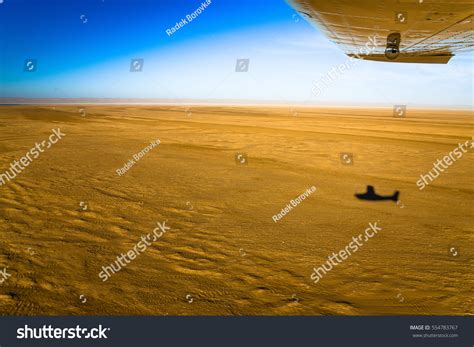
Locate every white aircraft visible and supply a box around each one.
[287,0,473,63]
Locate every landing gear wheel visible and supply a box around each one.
[385,33,401,60]
[385,47,400,60]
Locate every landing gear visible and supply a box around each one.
[385,33,401,60]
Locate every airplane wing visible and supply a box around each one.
[287,0,474,63]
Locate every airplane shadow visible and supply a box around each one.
[355,185,400,202]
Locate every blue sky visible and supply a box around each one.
[0,0,472,107]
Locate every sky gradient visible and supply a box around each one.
[0,0,473,107]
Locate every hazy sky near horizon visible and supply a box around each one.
[0,0,473,107]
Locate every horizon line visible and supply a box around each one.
[0,98,472,110]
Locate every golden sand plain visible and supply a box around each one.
[0,105,472,315]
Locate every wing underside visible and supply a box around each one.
[287,0,474,63]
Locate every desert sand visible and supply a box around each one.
[0,105,472,315]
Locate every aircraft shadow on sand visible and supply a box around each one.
[355,185,399,202]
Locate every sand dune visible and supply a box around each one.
[0,105,472,315]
